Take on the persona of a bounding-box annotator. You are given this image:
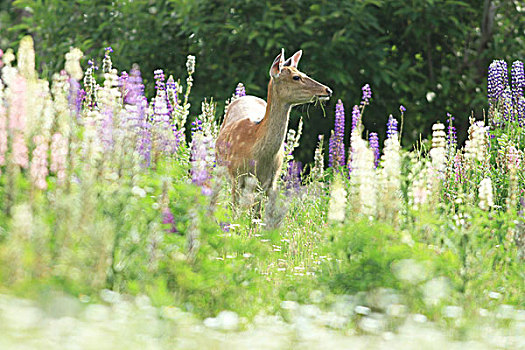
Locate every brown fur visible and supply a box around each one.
[216,53,331,205]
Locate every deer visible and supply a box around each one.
[216,49,332,213]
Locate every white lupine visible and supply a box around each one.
[16,36,36,81]
[51,72,72,138]
[350,131,377,216]
[64,47,84,81]
[464,119,488,162]
[310,135,325,181]
[478,177,494,211]
[378,132,401,216]
[328,174,347,222]
[430,122,447,173]
[0,78,6,166]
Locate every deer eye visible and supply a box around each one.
[293,75,300,81]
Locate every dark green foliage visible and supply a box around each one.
[2,0,524,164]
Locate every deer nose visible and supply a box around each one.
[326,87,333,97]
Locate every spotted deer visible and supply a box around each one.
[216,49,332,207]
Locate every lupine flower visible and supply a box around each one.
[162,208,178,233]
[311,134,325,180]
[0,79,6,166]
[506,145,521,171]
[102,47,113,73]
[83,59,98,109]
[464,119,488,162]
[369,132,379,168]
[191,133,215,196]
[328,174,347,222]
[377,122,401,218]
[68,77,82,118]
[511,60,524,123]
[453,154,464,183]
[8,75,28,168]
[511,61,524,99]
[153,69,170,123]
[30,135,49,190]
[430,123,446,173]
[186,55,196,75]
[50,132,68,184]
[125,66,151,166]
[446,113,456,148]
[17,36,36,80]
[386,115,398,139]
[361,84,372,106]
[478,177,494,211]
[328,99,345,168]
[351,105,361,133]
[400,105,406,113]
[166,75,178,114]
[488,60,508,102]
[64,47,84,81]
[350,133,377,216]
[235,83,246,98]
[284,160,302,194]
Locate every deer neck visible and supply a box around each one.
[255,80,291,159]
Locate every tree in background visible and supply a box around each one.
[2,0,524,163]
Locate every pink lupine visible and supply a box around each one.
[0,104,6,166]
[8,75,27,131]
[50,133,68,184]
[8,75,28,168]
[30,135,49,190]
[12,133,28,168]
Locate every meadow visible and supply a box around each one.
[0,37,523,348]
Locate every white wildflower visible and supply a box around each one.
[429,122,446,173]
[328,174,347,222]
[64,47,84,81]
[478,177,494,211]
[349,130,377,216]
[464,118,488,163]
[377,132,401,218]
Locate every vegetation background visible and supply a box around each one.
[1,0,524,162]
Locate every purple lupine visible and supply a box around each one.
[351,105,361,133]
[502,88,513,121]
[153,69,170,123]
[400,105,406,113]
[446,113,457,147]
[191,119,203,138]
[125,66,151,166]
[166,75,178,115]
[162,208,178,233]
[488,60,508,103]
[386,115,398,139]
[328,131,336,168]
[190,134,214,196]
[100,109,114,149]
[68,77,82,118]
[361,84,372,106]
[511,61,524,98]
[235,83,246,98]
[369,132,380,168]
[284,160,302,194]
[102,46,113,73]
[328,99,346,168]
[511,61,524,123]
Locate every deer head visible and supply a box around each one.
[268,49,332,106]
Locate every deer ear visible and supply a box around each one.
[269,48,285,78]
[283,50,302,68]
